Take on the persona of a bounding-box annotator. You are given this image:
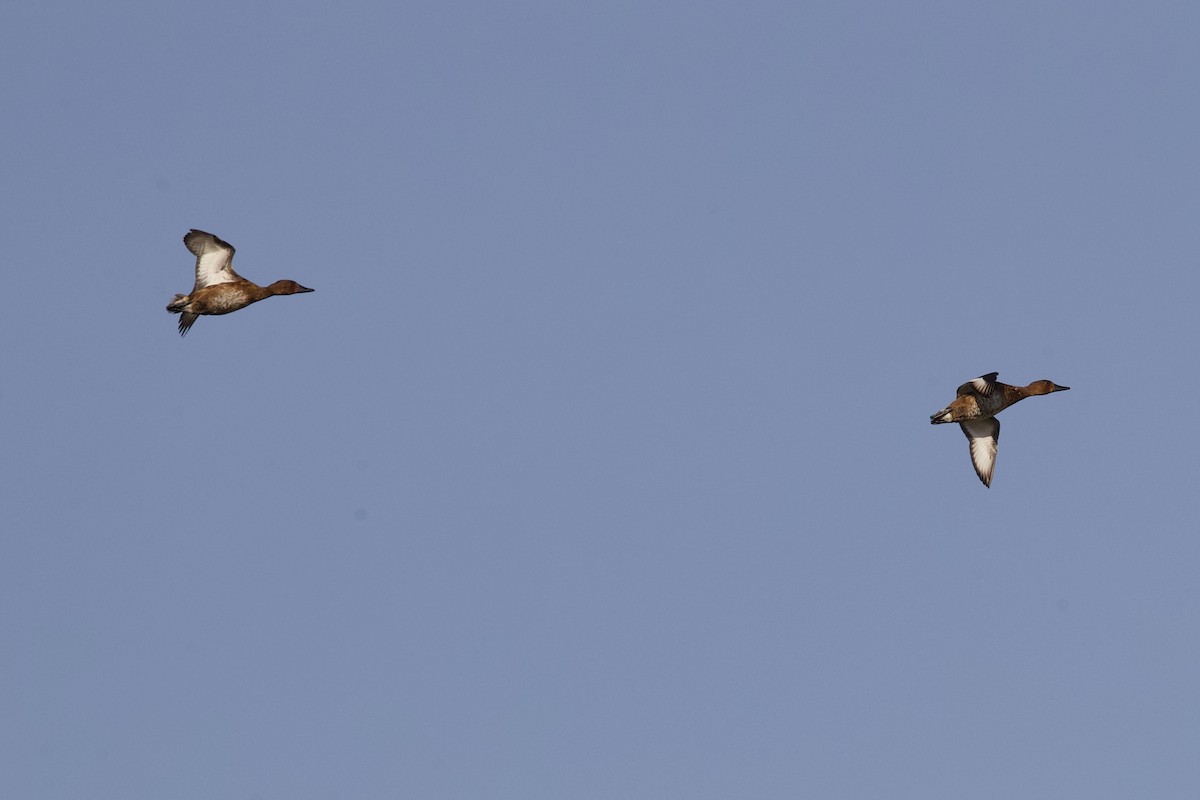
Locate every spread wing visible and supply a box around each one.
[960,417,1000,488]
[184,229,242,291]
[956,372,999,397]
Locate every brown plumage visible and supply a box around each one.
[930,372,1070,487]
[166,230,313,336]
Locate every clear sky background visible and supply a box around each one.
[2,2,1198,798]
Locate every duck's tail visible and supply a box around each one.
[166,295,197,336]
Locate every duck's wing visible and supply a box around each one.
[177,312,199,337]
[184,229,243,290]
[956,372,999,397]
[959,417,999,488]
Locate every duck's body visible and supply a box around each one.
[167,229,313,336]
[930,372,1070,487]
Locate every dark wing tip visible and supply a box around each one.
[183,229,235,257]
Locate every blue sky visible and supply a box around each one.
[3,2,1199,797]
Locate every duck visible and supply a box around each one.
[930,372,1070,487]
[167,229,313,336]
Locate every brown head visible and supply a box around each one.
[267,280,315,296]
[1024,379,1070,396]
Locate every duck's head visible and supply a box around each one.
[268,280,315,295]
[1026,379,1070,395]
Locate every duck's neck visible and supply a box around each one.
[1001,384,1028,405]
[246,282,274,301]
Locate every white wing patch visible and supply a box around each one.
[960,418,999,487]
[195,247,236,288]
[971,372,999,396]
[184,230,239,290]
